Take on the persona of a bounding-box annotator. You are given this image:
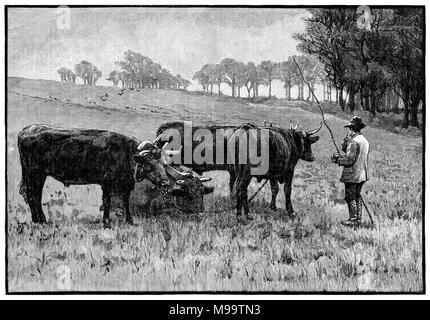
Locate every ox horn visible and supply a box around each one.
[139,150,151,156]
[164,164,193,180]
[137,141,154,151]
[307,122,323,136]
[153,133,163,144]
[199,177,212,182]
[290,120,298,130]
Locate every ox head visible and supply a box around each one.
[171,175,214,214]
[290,120,322,162]
[132,134,173,187]
[143,166,214,215]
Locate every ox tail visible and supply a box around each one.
[19,177,29,204]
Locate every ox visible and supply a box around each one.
[156,121,237,187]
[128,167,215,216]
[229,122,322,219]
[156,121,295,211]
[17,124,171,227]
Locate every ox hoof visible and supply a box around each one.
[287,211,297,218]
[103,219,112,229]
[126,218,136,226]
[237,215,253,223]
[237,215,246,223]
[33,215,47,224]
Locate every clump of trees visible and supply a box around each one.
[106,70,128,88]
[193,56,326,101]
[59,51,191,91]
[110,50,191,89]
[57,67,76,83]
[193,8,423,130]
[294,7,424,129]
[74,60,102,86]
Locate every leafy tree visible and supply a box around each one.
[259,60,278,98]
[278,58,296,100]
[74,61,100,86]
[220,58,240,97]
[373,8,424,128]
[235,62,248,98]
[92,67,102,86]
[290,55,306,100]
[57,67,69,82]
[193,69,210,92]
[294,8,356,109]
[115,50,185,90]
[201,64,219,94]
[243,62,257,98]
[295,7,424,129]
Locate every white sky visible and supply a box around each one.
[8,7,310,96]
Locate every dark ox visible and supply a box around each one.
[230,122,321,218]
[17,124,170,227]
[129,168,215,216]
[155,121,304,211]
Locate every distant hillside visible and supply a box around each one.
[7,77,422,183]
[7,77,271,127]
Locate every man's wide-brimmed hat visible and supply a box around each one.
[344,115,365,129]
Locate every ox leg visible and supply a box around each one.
[228,171,236,193]
[27,174,47,224]
[101,186,112,228]
[236,175,252,219]
[242,186,252,219]
[269,179,279,210]
[283,171,296,217]
[121,190,134,225]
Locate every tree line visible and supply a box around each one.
[57,50,191,90]
[108,50,191,90]
[57,61,102,85]
[193,56,328,102]
[294,7,424,129]
[193,8,423,130]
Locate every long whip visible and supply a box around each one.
[292,57,340,154]
[292,57,375,226]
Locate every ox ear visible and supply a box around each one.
[203,186,215,194]
[133,154,145,164]
[307,136,320,144]
[151,149,162,160]
[133,151,153,164]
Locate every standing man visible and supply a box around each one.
[331,116,369,228]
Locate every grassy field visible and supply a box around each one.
[6,77,423,292]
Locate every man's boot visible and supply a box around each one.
[341,200,357,227]
[354,199,363,228]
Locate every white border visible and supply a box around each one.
[0,0,428,300]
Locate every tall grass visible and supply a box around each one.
[6,78,423,292]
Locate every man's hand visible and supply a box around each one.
[331,153,340,164]
[341,138,349,152]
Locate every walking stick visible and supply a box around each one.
[361,197,375,226]
[292,57,376,227]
